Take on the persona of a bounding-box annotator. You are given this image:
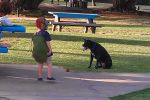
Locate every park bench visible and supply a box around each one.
[48,12,103,34]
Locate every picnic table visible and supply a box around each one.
[48,12,103,33]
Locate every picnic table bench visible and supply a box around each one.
[48,12,103,33]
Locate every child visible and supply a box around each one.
[35,17,55,81]
[0,1,12,47]
[0,39,10,47]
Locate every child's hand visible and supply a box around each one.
[0,40,11,47]
[47,51,53,56]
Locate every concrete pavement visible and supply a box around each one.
[0,64,150,100]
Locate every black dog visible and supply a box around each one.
[82,39,112,69]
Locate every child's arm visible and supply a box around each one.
[46,41,52,55]
[1,17,13,26]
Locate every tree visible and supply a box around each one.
[11,0,44,10]
[23,0,44,10]
[0,1,12,15]
[112,0,136,12]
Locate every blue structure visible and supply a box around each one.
[0,25,26,33]
[0,46,8,53]
[48,12,98,19]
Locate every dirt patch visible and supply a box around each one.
[39,3,101,14]
[8,3,150,24]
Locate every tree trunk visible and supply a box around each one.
[92,0,96,6]
[112,0,136,12]
[51,0,54,4]
[23,0,44,10]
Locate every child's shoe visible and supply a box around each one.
[47,77,56,80]
[37,78,43,81]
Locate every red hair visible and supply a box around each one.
[36,17,44,29]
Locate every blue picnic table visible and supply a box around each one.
[48,12,99,23]
[0,25,26,33]
[49,12,97,19]
[48,12,102,33]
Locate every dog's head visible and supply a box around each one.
[82,39,93,51]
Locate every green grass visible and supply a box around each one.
[0,15,150,72]
[110,88,150,100]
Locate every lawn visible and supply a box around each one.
[110,88,150,100]
[0,13,150,72]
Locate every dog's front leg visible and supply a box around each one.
[95,60,99,69]
[88,53,93,68]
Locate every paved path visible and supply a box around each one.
[0,64,150,100]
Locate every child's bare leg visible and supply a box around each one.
[47,63,55,80]
[38,64,43,78]
[46,56,55,80]
[47,63,52,78]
